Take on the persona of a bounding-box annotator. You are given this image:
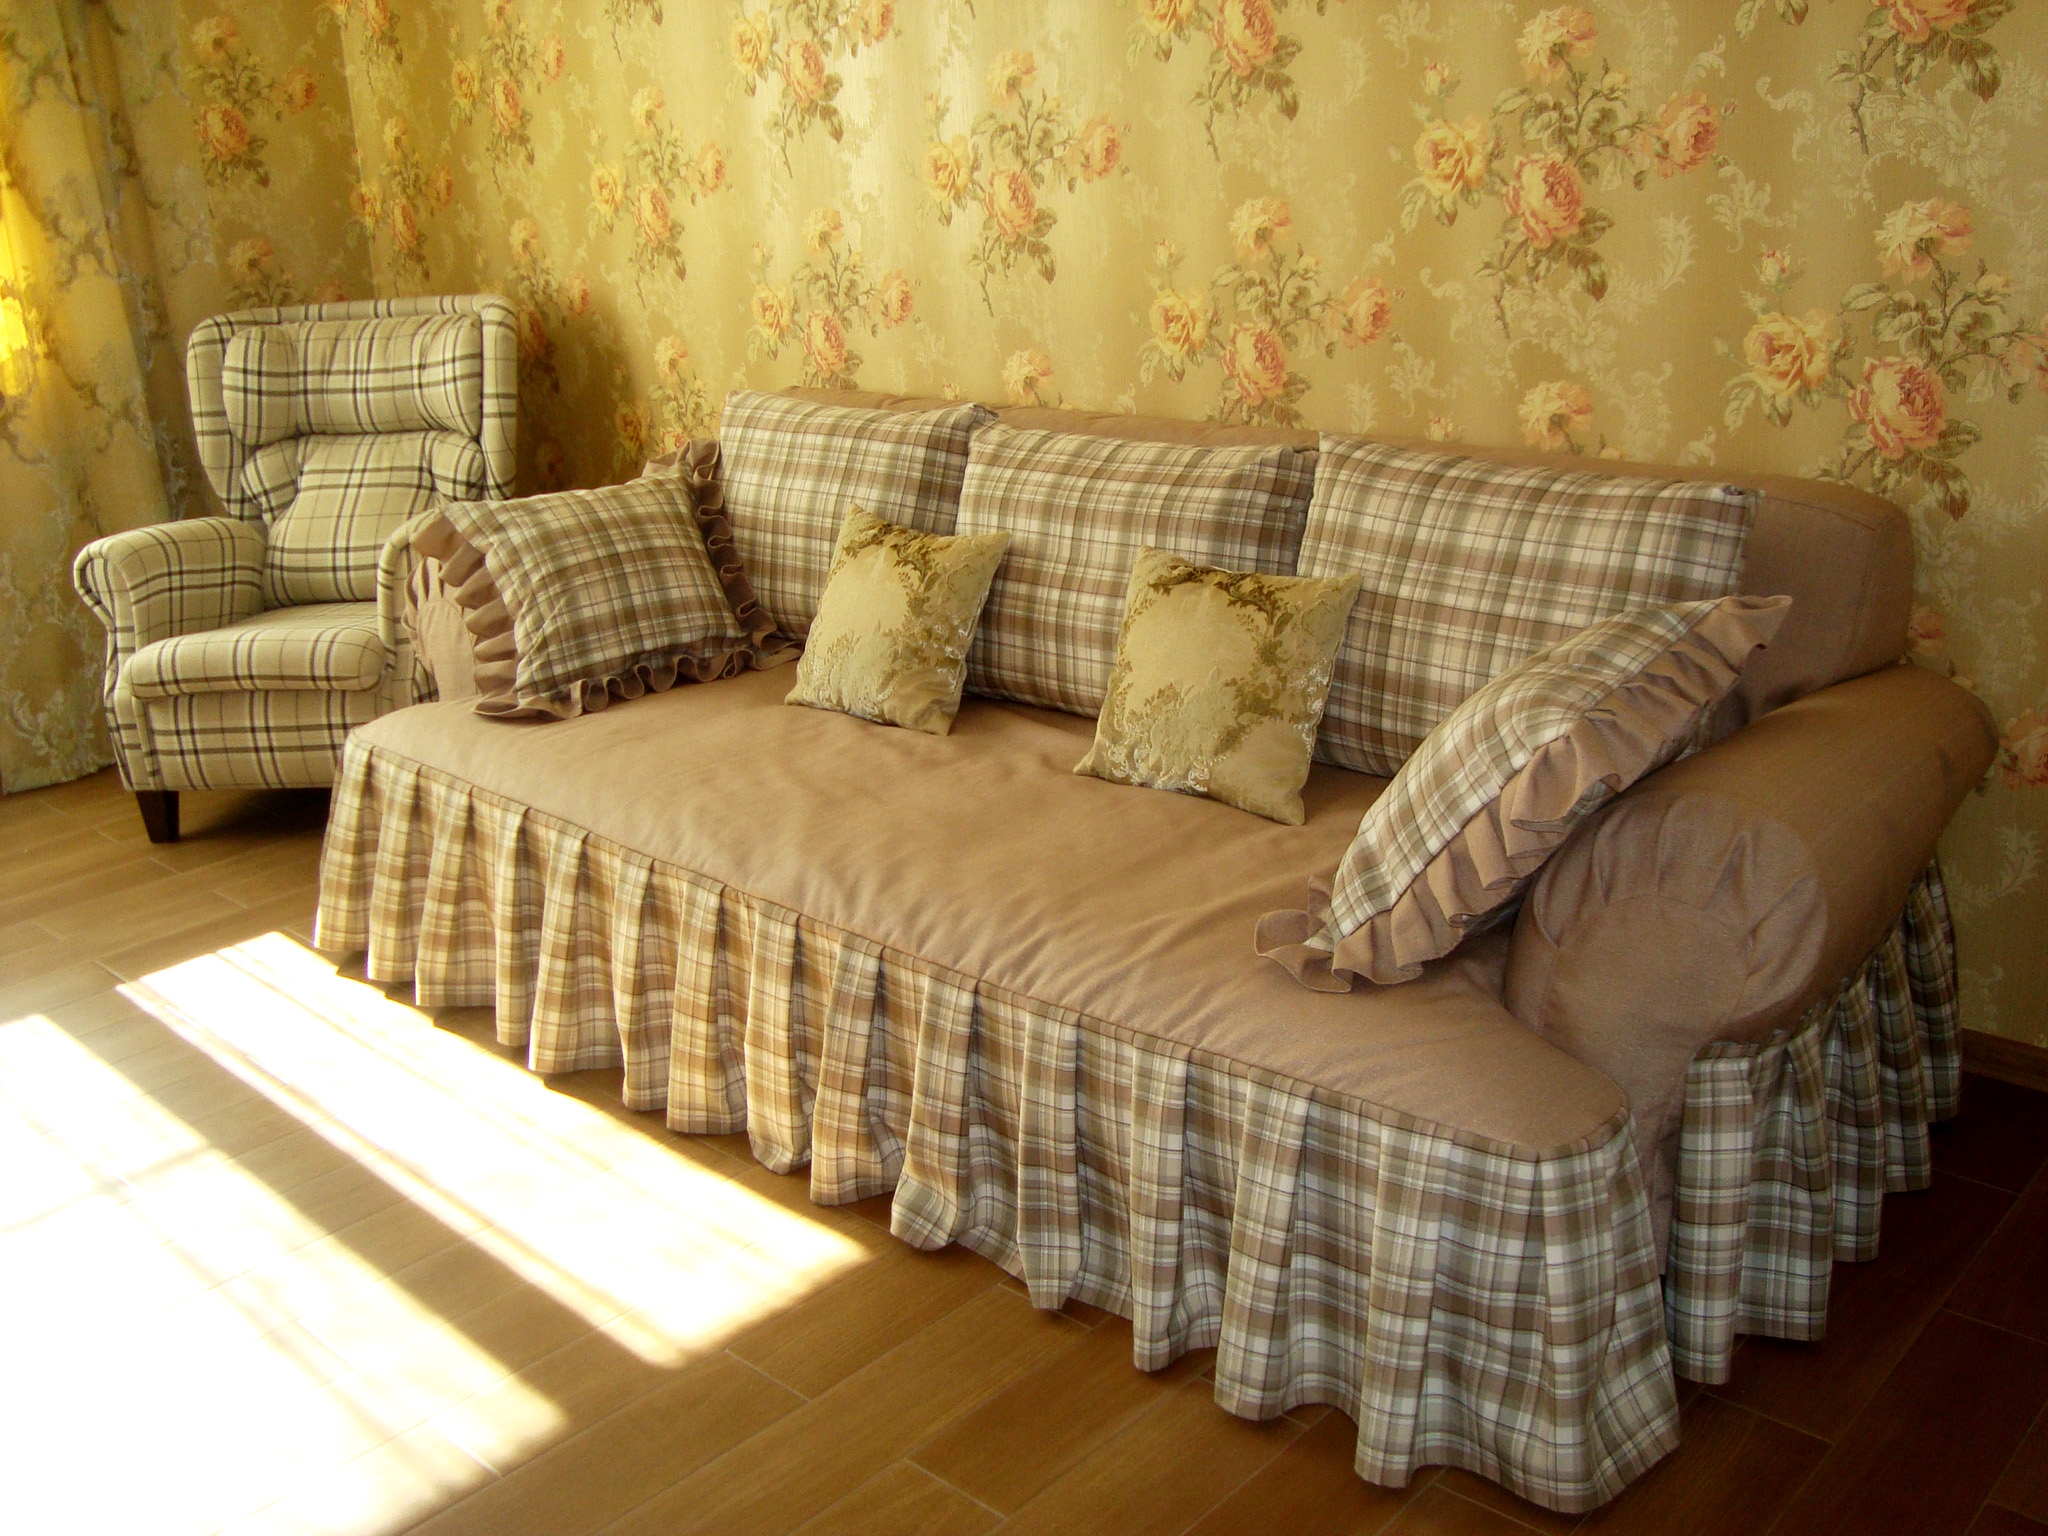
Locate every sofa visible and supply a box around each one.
[315,386,1995,1513]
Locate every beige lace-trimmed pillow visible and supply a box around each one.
[411,445,787,720]
[1074,548,1361,825]
[785,506,1009,735]
[1258,594,1790,987]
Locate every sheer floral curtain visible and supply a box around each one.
[0,1,190,793]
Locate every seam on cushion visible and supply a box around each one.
[351,737,1636,1166]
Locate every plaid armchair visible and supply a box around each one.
[73,295,516,841]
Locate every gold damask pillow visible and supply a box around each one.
[785,506,1009,735]
[1074,548,1361,825]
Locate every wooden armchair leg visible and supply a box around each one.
[135,790,179,844]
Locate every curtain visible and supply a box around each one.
[0,0,189,792]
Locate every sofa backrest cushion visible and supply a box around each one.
[1298,436,1757,775]
[717,391,994,639]
[953,423,1316,717]
[245,431,488,605]
[783,390,1915,729]
[221,314,485,448]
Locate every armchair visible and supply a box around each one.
[73,295,515,840]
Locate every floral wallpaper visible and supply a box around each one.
[14,0,2048,1048]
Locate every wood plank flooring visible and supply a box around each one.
[2,769,2044,1536]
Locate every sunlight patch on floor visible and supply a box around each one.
[0,932,875,1535]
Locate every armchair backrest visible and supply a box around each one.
[186,295,517,606]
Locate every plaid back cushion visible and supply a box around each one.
[256,432,487,605]
[1298,437,1756,775]
[221,315,486,448]
[718,391,994,638]
[438,474,750,719]
[955,425,1316,717]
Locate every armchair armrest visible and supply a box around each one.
[1503,663,1996,1226]
[72,518,265,691]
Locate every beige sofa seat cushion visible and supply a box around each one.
[357,668,1625,1151]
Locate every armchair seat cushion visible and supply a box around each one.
[126,602,385,699]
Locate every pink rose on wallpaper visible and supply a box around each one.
[1414,117,1490,200]
[1850,356,1947,459]
[1003,349,1055,405]
[1426,415,1457,442]
[691,143,728,198]
[491,77,525,138]
[1876,198,1973,280]
[191,16,238,61]
[987,50,1036,106]
[731,12,773,78]
[1337,277,1393,347]
[1073,115,1123,182]
[590,163,624,216]
[197,103,251,163]
[875,271,915,328]
[1881,0,1974,44]
[803,309,850,379]
[1210,0,1278,79]
[751,284,793,340]
[226,237,273,285]
[1756,248,1798,288]
[2001,710,2048,790]
[1517,7,1596,82]
[860,0,896,45]
[1649,91,1719,177]
[451,59,481,108]
[1221,324,1288,407]
[1502,154,1584,250]
[635,184,673,246]
[985,170,1038,244]
[515,306,549,363]
[388,199,420,254]
[430,166,454,208]
[561,273,593,318]
[1148,288,1212,360]
[1139,0,1196,38]
[785,38,830,105]
[1228,196,1290,260]
[1743,310,1837,402]
[1519,379,1594,451]
[1907,605,1947,657]
[539,34,566,84]
[276,67,318,113]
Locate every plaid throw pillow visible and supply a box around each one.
[956,425,1316,717]
[1298,437,1757,775]
[717,391,994,639]
[420,475,759,720]
[1257,596,1790,989]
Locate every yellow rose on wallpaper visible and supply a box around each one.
[1520,380,1594,451]
[921,136,973,205]
[276,66,317,113]
[631,85,665,134]
[591,163,625,217]
[1139,0,1196,38]
[197,102,251,163]
[1850,356,1948,459]
[635,184,673,246]
[539,33,566,83]
[1149,288,1214,360]
[654,335,691,387]
[985,170,1038,245]
[875,270,914,328]
[1876,197,1974,280]
[1210,0,1279,78]
[786,37,831,105]
[225,236,272,287]
[515,304,548,363]
[1502,155,1585,250]
[859,1,897,46]
[804,309,851,380]
[1648,91,1720,177]
[1881,0,1975,44]
[1414,117,1491,201]
[1517,6,1597,82]
[1221,324,1288,408]
[751,284,794,340]
[1073,115,1123,182]
[509,216,542,264]
[987,49,1036,106]
[1337,277,1393,348]
[349,182,380,225]
[191,15,238,61]
[560,272,592,317]
[1003,348,1055,405]
[804,206,845,255]
[691,143,728,197]
[490,76,524,137]
[1744,310,1837,408]
[388,198,419,254]
[1229,196,1290,260]
[451,59,480,107]
[732,11,773,77]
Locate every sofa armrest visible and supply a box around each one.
[1503,663,1997,1228]
[376,509,476,702]
[72,518,265,693]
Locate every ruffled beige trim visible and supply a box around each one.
[1259,597,1790,989]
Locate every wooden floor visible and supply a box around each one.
[3,769,2045,1536]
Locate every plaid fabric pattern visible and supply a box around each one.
[717,391,993,638]
[127,602,385,698]
[1320,601,1729,943]
[1663,863,1958,1383]
[318,736,1681,1514]
[189,296,517,522]
[220,314,486,449]
[1298,437,1755,774]
[956,425,1317,716]
[257,432,488,605]
[439,474,747,714]
[138,686,393,791]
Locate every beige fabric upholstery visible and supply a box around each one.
[127,602,385,698]
[1505,663,1997,1250]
